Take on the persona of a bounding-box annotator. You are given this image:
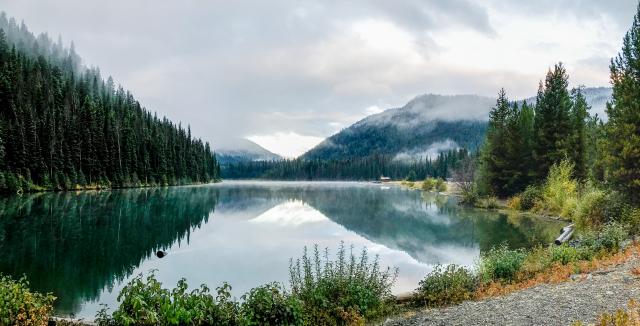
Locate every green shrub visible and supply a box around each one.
[289,243,397,324]
[478,245,527,283]
[578,222,629,254]
[507,195,522,210]
[539,160,578,217]
[241,283,303,326]
[0,274,56,326]
[520,186,541,211]
[422,178,437,191]
[459,187,479,206]
[414,264,476,307]
[573,187,607,230]
[435,179,447,192]
[100,272,239,326]
[549,244,581,265]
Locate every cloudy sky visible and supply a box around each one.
[2,0,637,157]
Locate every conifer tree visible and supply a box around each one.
[533,63,573,181]
[606,4,640,204]
[568,87,590,181]
[480,88,514,196]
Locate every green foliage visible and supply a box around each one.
[549,244,585,265]
[223,149,471,181]
[605,4,640,205]
[533,63,574,181]
[574,187,607,230]
[538,160,578,217]
[240,283,303,326]
[459,186,480,206]
[414,265,476,307]
[101,272,239,326]
[289,243,397,325]
[578,223,629,254]
[435,179,447,192]
[0,274,55,326]
[478,245,527,284]
[422,178,437,191]
[0,17,220,193]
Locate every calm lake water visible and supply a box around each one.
[0,181,565,318]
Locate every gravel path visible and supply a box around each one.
[384,256,640,326]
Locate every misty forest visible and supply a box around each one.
[1,2,640,326]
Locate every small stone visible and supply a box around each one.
[606,291,614,295]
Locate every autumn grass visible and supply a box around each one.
[475,242,639,300]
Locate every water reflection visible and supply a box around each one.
[0,181,564,318]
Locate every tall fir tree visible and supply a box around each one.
[606,3,640,204]
[480,88,515,196]
[568,87,590,181]
[533,63,573,182]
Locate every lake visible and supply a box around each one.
[0,181,565,318]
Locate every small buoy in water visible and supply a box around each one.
[156,250,168,258]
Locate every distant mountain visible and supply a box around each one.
[302,88,612,161]
[302,94,493,161]
[215,139,282,164]
[522,87,612,119]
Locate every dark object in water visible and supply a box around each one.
[555,224,574,245]
[156,250,168,258]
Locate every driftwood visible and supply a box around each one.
[554,224,575,245]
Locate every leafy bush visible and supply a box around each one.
[578,222,629,254]
[289,243,397,325]
[549,244,581,265]
[241,283,303,326]
[414,265,476,307]
[422,178,437,191]
[459,187,479,206]
[573,187,607,230]
[539,160,578,217]
[478,245,527,283]
[99,272,239,326]
[435,179,447,192]
[0,275,55,326]
[520,185,541,211]
[507,195,522,210]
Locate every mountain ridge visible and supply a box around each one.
[301,88,611,161]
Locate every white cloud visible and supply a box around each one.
[1,0,635,155]
[248,132,324,158]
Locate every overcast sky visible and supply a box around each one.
[2,0,636,157]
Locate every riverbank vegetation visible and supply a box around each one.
[401,1,640,317]
[0,14,220,195]
[1,245,397,326]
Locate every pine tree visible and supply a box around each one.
[606,4,640,204]
[569,87,590,181]
[533,63,573,182]
[480,88,514,196]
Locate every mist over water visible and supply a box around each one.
[0,181,564,318]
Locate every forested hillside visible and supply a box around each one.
[302,94,492,161]
[0,13,220,193]
[222,149,470,180]
[302,91,611,162]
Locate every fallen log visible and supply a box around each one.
[554,224,574,245]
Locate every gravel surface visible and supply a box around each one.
[384,256,640,326]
